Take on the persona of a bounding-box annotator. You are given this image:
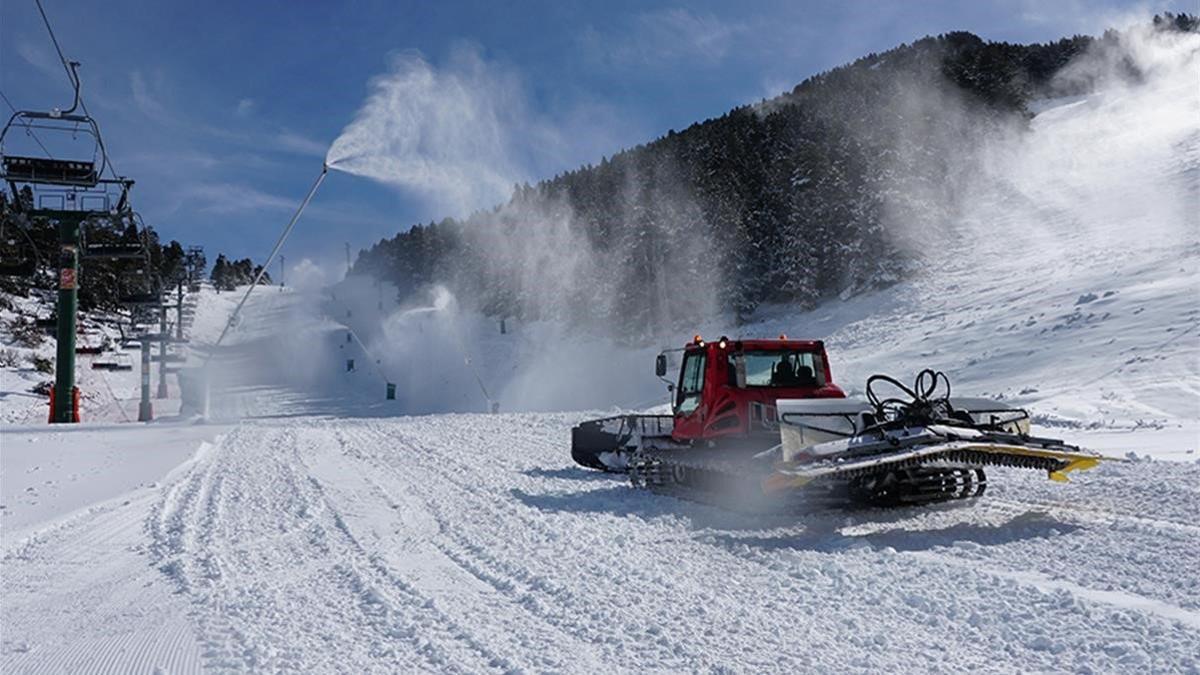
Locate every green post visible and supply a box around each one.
[138,339,153,421]
[51,216,81,423]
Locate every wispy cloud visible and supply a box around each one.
[274,130,328,158]
[178,182,297,215]
[15,39,63,82]
[171,183,394,235]
[130,70,170,123]
[582,8,744,68]
[235,98,256,117]
[1015,0,1171,34]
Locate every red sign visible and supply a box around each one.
[60,268,76,290]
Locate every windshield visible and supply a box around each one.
[676,351,705,414]
[741,350,820,387]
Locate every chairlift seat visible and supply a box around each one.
[3,156,98,187]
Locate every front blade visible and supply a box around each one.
[763,438,1112,494]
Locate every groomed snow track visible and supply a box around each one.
[4,412,1199,673]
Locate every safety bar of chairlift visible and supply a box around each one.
[3,178,134,214]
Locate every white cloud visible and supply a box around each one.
[15,40,63,81]
[235,98,256,117]
[179,183,296,215]
[1014,0,1169,34]
[582,8,743,68]
[130,70,170,123]
[274,130,328,157]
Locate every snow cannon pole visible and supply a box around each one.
[200,164,329,418]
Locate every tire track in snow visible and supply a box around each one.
[335,421,712,670]
[430,413,1200,671]
[348,417,1022,671]
[302,471,515,674]
[308,423,614,672]
[145,423,505,673]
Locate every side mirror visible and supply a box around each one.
[655,353,668,378]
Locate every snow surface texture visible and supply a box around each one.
[3,28,1200,674]
[4,399,1199,672]
[4,280,1199,671]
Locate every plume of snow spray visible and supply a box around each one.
[325,44,536,215]
[818,21,1200,421]
[324,43,721,412]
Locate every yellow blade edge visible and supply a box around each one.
[761,473,812,494]
[762,443,1111,494]
[1048,457,1102,482]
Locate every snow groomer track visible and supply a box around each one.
[4,410,1199,673]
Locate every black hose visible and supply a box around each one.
[864,368,957,430]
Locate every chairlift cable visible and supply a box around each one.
[33,0,119,180]
[0,89,54,159]
[34,0,75,90]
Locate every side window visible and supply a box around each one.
[676,352,706,415]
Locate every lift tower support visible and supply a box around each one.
[2,63,137,422]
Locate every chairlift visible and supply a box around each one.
[1,60,133,224]
[82,210,150,261]
[92,352,133,371]
[88,212,163,307]
[5,62,151,424]
[120,269,162,306]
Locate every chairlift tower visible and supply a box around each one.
[1,62,136,422]
[185,245,204,290]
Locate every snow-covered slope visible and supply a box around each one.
[5,404,1199,672]
[750,44,1200,456]
[5,268,1200,673]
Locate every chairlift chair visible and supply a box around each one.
[1,61,134,226]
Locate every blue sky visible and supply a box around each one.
[1,0,1189,274]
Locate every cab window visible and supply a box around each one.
[676,351,706,414]
[742,350,819,387]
